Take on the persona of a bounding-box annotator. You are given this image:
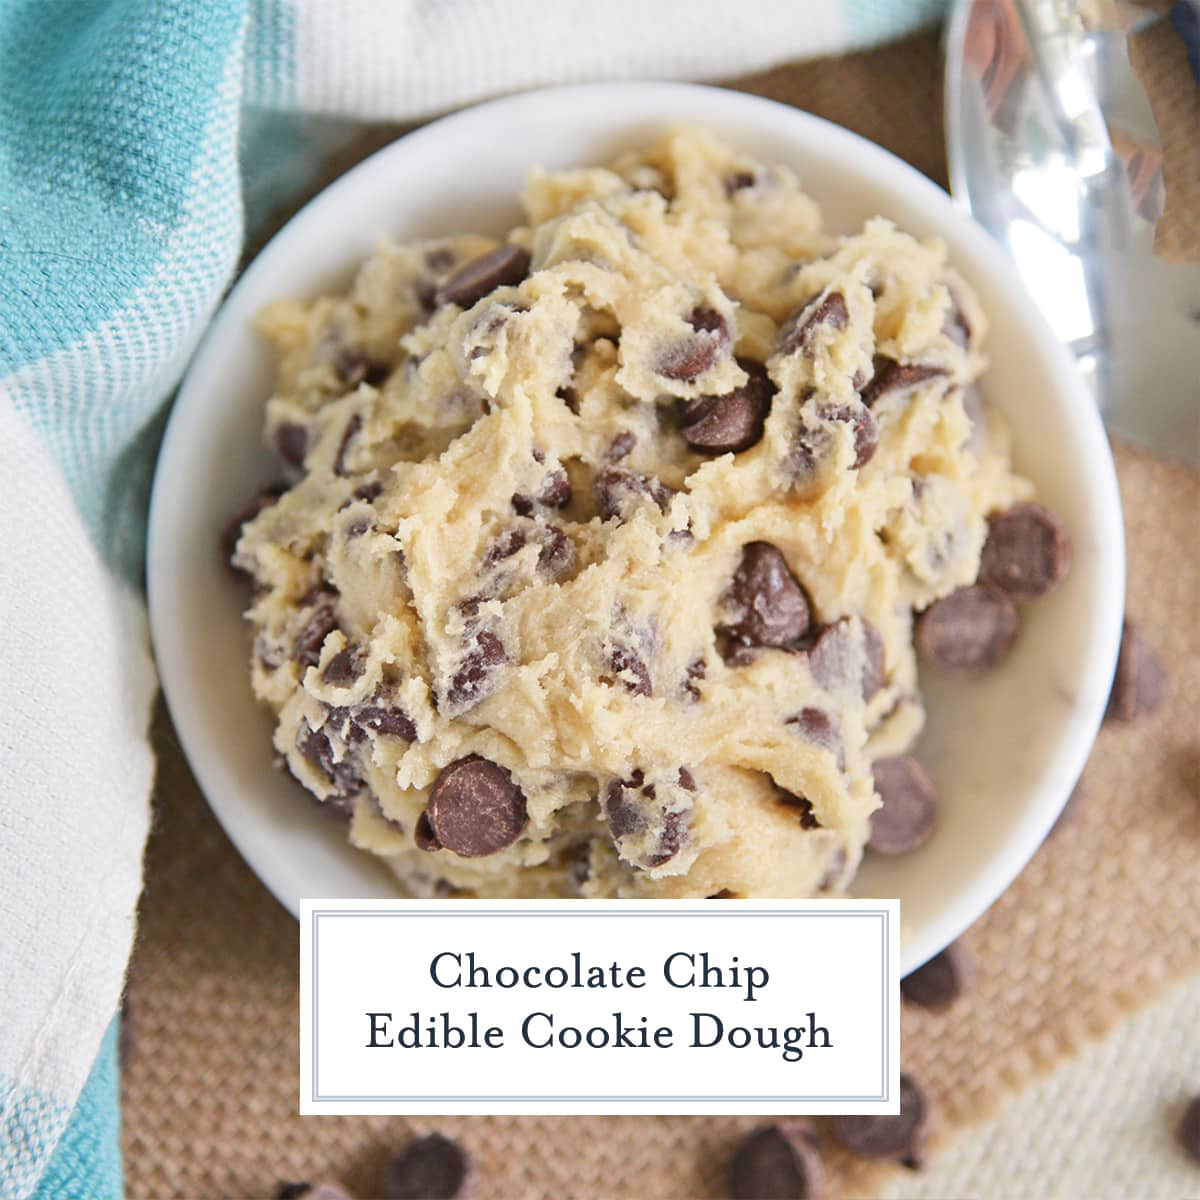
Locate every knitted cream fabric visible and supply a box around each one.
[121,31,1200,1200]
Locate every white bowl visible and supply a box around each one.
[147,81,1124,974]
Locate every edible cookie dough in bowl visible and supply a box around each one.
[148,83,1124,972]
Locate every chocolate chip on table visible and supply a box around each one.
[832,1072,929,1165]
[680,357,774,454]
[722,542,812,649]
[779,289,849,356]
[1179,1094,1200,1166]
[729,1123,823,1200]
[382,1132,470,1199]
[806,616,886,702]
[274,421,309,467]
[426,755,527,858]
[657,304,732,381]
[901,941,971,1010]
[915,585,1019,672]
[221,484,284,577]
[1105,619,1168,723]
[434,243,531,309]
[978,503,1071,601]
[594,466,676,521]
[274,1184,353,1200]
[861,356,946,406]
[869,756,937,855]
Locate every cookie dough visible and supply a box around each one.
[233,128,1033,899]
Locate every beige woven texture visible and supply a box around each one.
[122,31,1200,1200]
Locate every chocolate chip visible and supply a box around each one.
[832,1073,929,1163]
[537,525,575,578]
[414,811,441,851]
[1106,619,1168,722]
[333,347,389,388]
[556,384,579,412]
[594,466,675,522]
[484,526,527,567]
[321,646,363,685]
[445,630,507,710]
[274,421,308,467]
[295,601,339,669]
[680,358,774,454]
[221,484,284,577]
[724,170,757,194]
[978,503,1071,601]
[1179,1095,1200,1166]
[656,304,731,381]
[916,585,1019,672]
[788,707,840,754]
[382,1133,469,1199]
[729,1123,823,1200]
[606,431,637,462]
[682,656,706,701]
[604,774,688,868]
[901,941,971,1009]
[869,756,937,855]
[608,644,653,697]
[537,467,572,508]
[806,617,886,701]
[352,705,416,742]
[779,290,849,355]
[297,721,363,799]
[426,756,527,858]
[274,1184,353,1200]
[425,245,457,272]
[332,413,363,477]
[354,480,383,502]
[722,542,811,649]
[435,244,531,309]
[861,357,946,406]
[821,401,878,468]
[777,789,821,830]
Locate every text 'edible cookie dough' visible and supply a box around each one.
[229,129,1068,900]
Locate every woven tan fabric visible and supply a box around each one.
[122,30,1200,1200]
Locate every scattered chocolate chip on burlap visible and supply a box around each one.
[728,1122,823,1199]
[901,941,971,1010]
[1106,619,1168,722]
[274,1183,353,1200]
[1180,1094,1200,1166]
[382,1132,471,1199]
[831,1072,930,1167]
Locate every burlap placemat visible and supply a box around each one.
[121,29,1200,1200]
